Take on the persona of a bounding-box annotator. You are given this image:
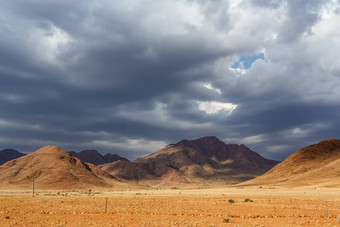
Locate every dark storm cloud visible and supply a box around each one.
[0,0,340,160]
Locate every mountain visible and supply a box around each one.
[0,145,119,190]
[100,136,279,186]
[0,149,25,165]
[100,160,189,186]
[241,139,340,187]
[69,150,128,165]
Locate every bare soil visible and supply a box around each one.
[0,187,339,226]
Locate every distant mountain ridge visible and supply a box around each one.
[69,150,128,165]
[0,149,25,165]
[100,136,279,186]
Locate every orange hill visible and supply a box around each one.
[241,139,340,187]
[0,145,118,190]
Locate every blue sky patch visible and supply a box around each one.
[231,53,265,70]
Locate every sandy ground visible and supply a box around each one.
[0,187,340,227]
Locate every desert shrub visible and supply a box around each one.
[244,198,253,202]
[222,217,229,223]
[5,216,10,219]
[228,199,235,203]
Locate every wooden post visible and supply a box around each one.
[227,203,230,216]
[32,178,35,197]
[105,197,108,213]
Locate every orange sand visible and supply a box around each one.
[0,188,339,226]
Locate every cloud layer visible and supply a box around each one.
[1,0,340,160]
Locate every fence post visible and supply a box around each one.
[105,197,108,213]
[32,178,35,197]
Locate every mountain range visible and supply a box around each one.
[0,136,339,189]
[100,136,279,186]
[0,149,25,165]
[69,150,128,165]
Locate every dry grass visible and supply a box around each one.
[0,188,339,226]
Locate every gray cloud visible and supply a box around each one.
[278,0,327,42]
[0,0,339,160]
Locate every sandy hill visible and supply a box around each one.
[0,145,119,190]
[241,139,340,187]
[0,149,25,165]
[100,136,279,186]
[69,150,128,165]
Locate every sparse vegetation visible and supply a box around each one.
[0,189,338,226]
[222,217,229,223]
[244,198,253,202]
[5,216,10,219]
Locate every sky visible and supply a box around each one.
[1,0,340,161]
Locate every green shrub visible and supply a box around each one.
[222,217,229,223]
[228,199,235,203]
[244,198,253,202]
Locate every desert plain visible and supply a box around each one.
[1,187,340,227]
